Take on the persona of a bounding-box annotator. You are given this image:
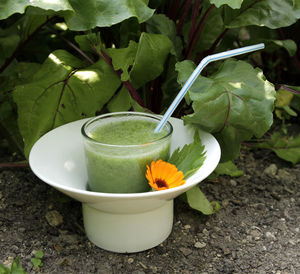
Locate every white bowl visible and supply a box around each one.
[29,117,220,253]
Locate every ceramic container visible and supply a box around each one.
[29,116,220,253]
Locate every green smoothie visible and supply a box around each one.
[82,113,172,193]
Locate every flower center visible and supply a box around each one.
[155,179,168,188]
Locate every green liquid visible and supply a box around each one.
[83,118,171,193]
[89,120,167,145]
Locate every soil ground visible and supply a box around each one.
[0,138,299,273]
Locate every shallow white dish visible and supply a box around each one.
[29,117,220,253]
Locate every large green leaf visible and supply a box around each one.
[106,41,138,81]
[0,23,20,67]
[107,33,172,88]
[65,0,154,31]
[176,59,276,161]
[146,14,183,58]
[275,87,297,119]
[290,87,300,113]
[107,85,131,112]
[75,33,101,54]
[129,32,172,89]
[243,39,297,57]
[0,62,41,151]
[262,39,297,57]
[223,0,300,29]
[0,0,73,20]
[254,132,300,165]
[208,160,243,179]
[209,0,244,9]
[13,50,121,157]
[182,186,220,215]
[161,56,181,110]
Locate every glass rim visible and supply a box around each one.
[81,111,173,148]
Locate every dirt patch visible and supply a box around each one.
[0,144,299,273]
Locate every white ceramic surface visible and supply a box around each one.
[29,117,221,253]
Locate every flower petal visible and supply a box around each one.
[145,160,186,191]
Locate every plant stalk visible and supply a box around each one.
[95,48,144,107]
[275,84,300,95]
[188,0,202,42]
[0,162,29,168]
[206,28,228,55]
[176,0,192,35]
[185,4,215,60]
[60,36,95,65]
[168,0,181,20]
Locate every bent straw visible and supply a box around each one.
[154,43,265,133]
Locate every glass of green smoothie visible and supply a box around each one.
[81,112,173,193]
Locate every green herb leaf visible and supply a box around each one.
[169,131,206,179]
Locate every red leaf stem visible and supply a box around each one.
[98,49,144,107]
[185,4,215,60]
[206,28,228,55]
[188,0,202,42]
[0,162,29,168]
[275,84,300,95]
[168,0,181,20]
[176,0,192,35]
[60,36,95,65]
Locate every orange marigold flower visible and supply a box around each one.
[146,160,185,191]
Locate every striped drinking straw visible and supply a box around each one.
[154,43,265,133]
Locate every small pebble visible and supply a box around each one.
[18,227,26,233]
[127,258,134,264]
[265,231,276,241]
[194,242,206,249]
[132,271,145,274]
[45,210,63,227]
[179,247,193,256]
[263,164,277,177]
[202,228,209,236]
[288,240,296,246]
[230,179,237,187]
[222,200,229,207]
[250,230,261,238]
[131,270,145,274]
[184,224,191,230]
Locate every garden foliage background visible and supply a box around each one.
[0,1,300,212]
